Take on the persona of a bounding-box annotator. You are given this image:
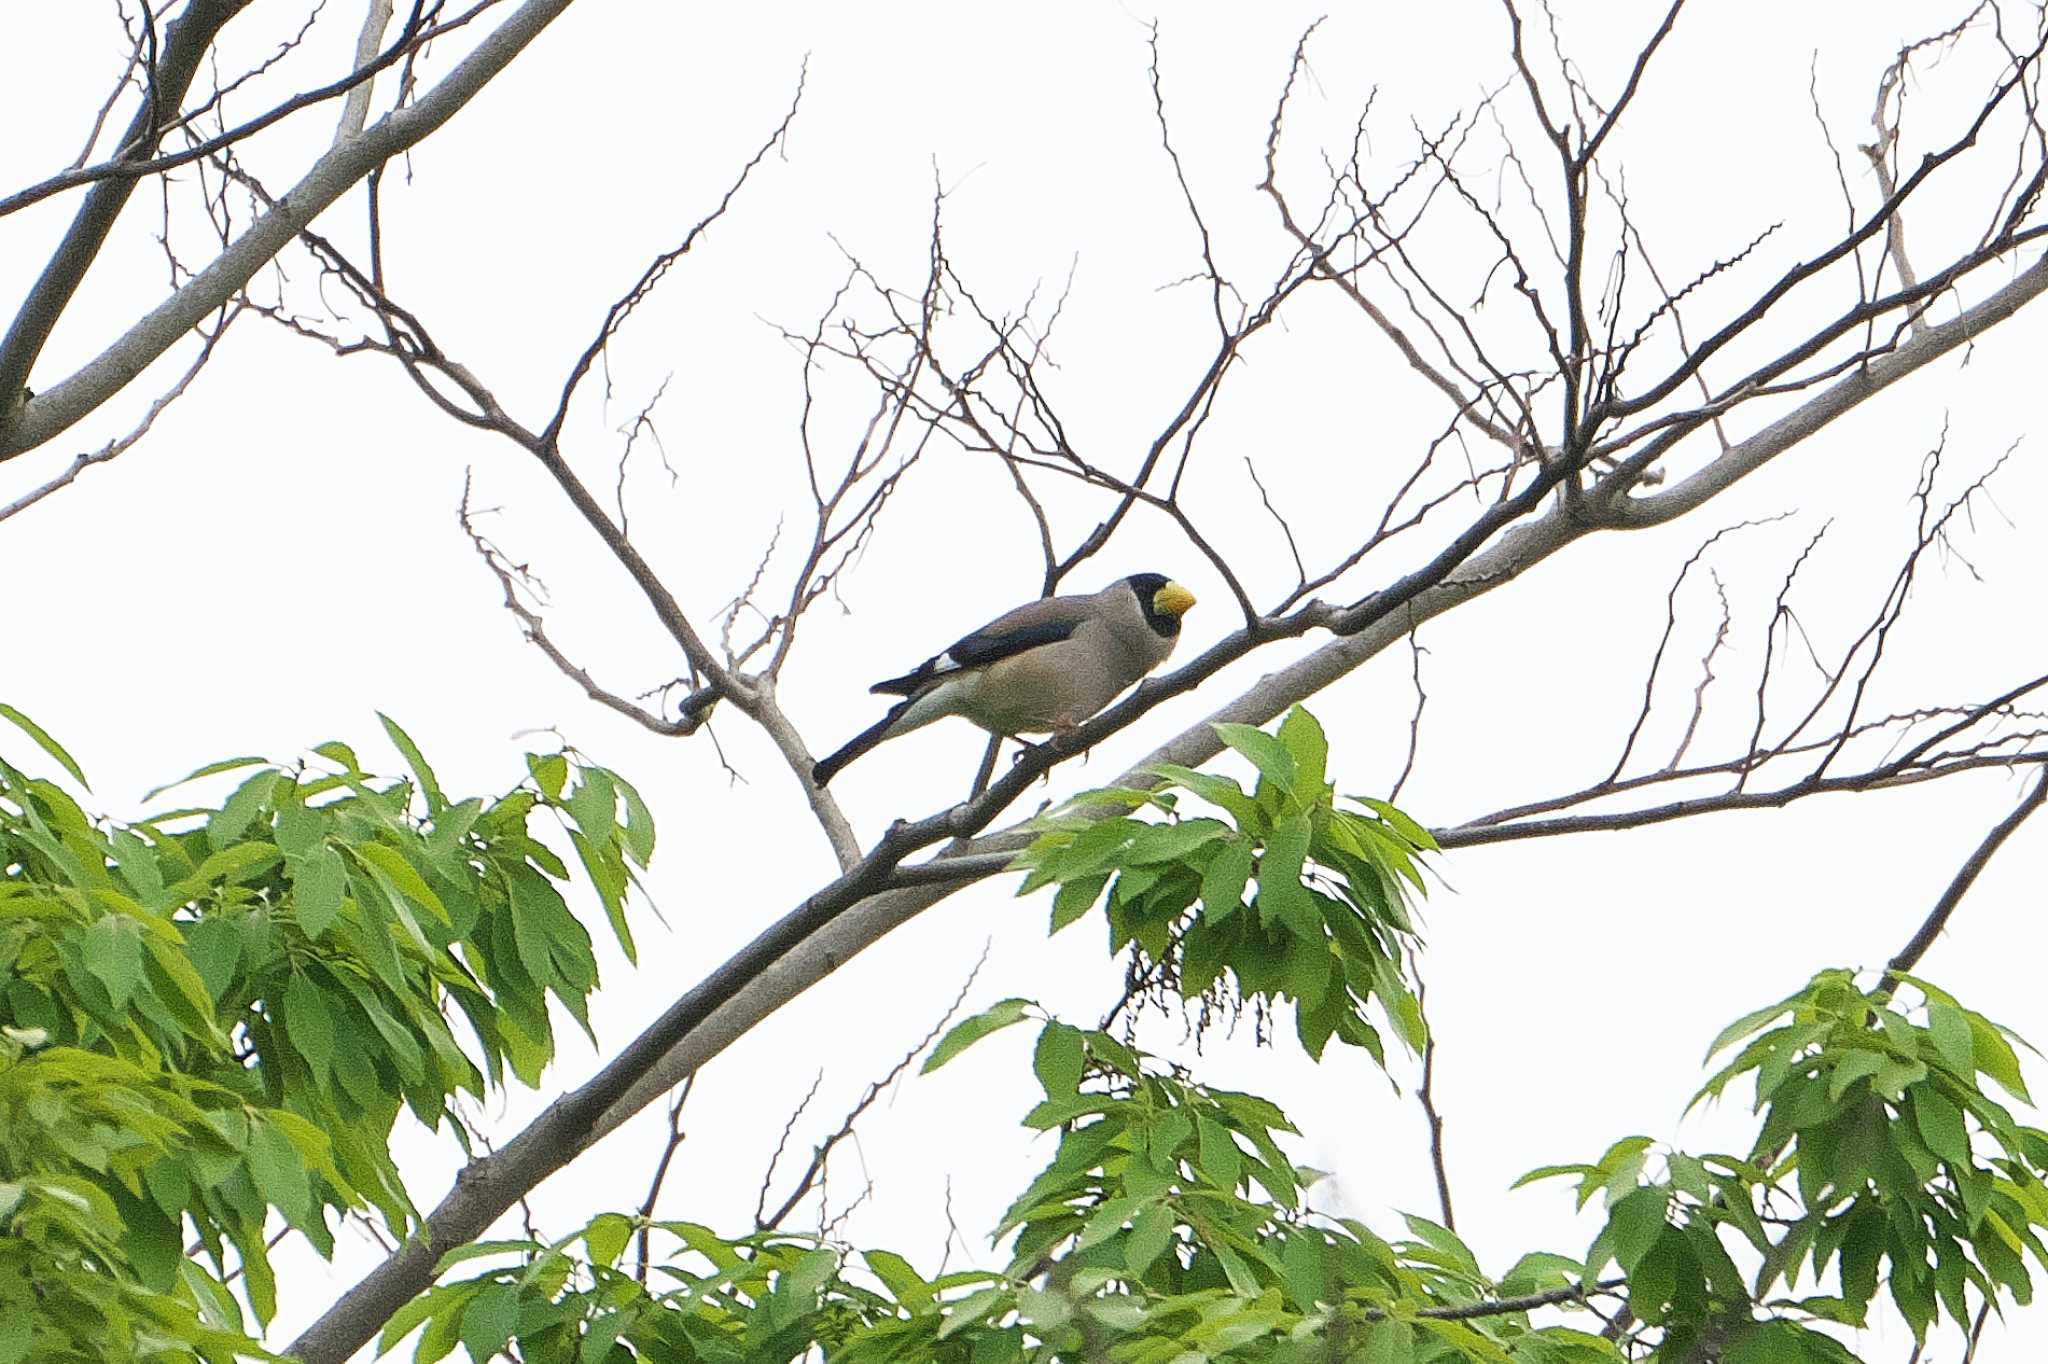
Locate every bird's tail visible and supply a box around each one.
[812,696,918,787]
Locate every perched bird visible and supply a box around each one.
[811,573,1198,787]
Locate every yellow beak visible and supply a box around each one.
[1153,581,1198,617]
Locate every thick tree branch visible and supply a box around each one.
[0,0,576,461]
[0,1,468,222]
[0,0,251,421]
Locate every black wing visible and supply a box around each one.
[869,616,1081,696]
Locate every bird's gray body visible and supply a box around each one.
[812,575,1193,786]
[882,583,1176,735]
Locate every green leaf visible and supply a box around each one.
[923,999,1034,1073]
[1213,722,1298,799]
[1726,1320,1858,1364]
[379,1283,447,1353]
[527,752,569,801]
[1256,812,1317,936]
[567,829,634,964]
[142,754,271,803]
[1124,818,1230,865]
[283,970,336,1080]
[353,842,451,924]
[1084,1029,1143,1078]
[1050,873,1109,933]
[1702,992,1799,1063]
[1825,1047,1884,1102]
[1498,1251,1586,1297]
[1511,1163,1600,1191]
[1151,763,1261,827]
[1928,1002,1976,1076]
[1401,1214,1482,1278]
[1911,1088,1972,1168]
[1126,1203,1175,1275]
[291,846,346,940]
[937,1286,1012,1340]
[314,740,362,772]
[1276,706,1329,798]
[1971,1012,2032,1103]
[613,772,657,867]
[0,702,90,789]
[1354,796,1439,852]
[1034,1023,1086,1098]
[584,1212,633,1268]
[1020,818,1142,893]
[209,770,279,850]
[1196,1117,1244,1191]
[379,712,444,812]
[82,913,145,1009]
[246,1118,311,1227]
[1200,836,1254,921]
[864,1249,930,1308]
[175,841,282,898]
[274,799,324,859]
[1361,1319,1413,1364]
[565,765,619,848]
[459,1283,521,1364]
[1598,1187,1669,1274]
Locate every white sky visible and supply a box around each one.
[5,2,2048,1359]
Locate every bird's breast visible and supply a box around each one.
[966,641,1130,735]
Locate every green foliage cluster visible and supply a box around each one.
[0,709,648,1361]
[1521,969,2048,1360]
[385,1014,1617,1362]
[386,707,2048,1364]
[1014,708,1436,1063]
[12,702,2048,1364]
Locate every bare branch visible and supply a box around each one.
[1414,970,1455,1232]
[757,944,988,1232]
[0,0,251,423]
[0,301,240,525]
[2,0,576,461]
[1885,763,2048,985]
[336,0,398,146]
[752,1071,824,1230]
[0,2,471,223]
[458,477,691,737]
[1390,626,1428,805]
[631,1075,695,1285]
[542,65,805,448]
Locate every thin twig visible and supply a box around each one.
[1414,971,1455,1232]
[633,1074,695,1284]
[1884,762,2048,988]
[757,944,990,1231]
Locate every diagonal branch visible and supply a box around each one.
[0,1,469,223]
[1601,250,2048,525]
[1,0,577,462]
[0,0,251,420]
[1885,762,2048,985]
[0,300,241,525]
[756,945,987,1232]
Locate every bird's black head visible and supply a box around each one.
[1122,572,1198,639]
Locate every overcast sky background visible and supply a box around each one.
[6,2,2048,1359]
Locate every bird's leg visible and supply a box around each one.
[1010,738,1053,768]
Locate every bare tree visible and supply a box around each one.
[5,2,2047,1359]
